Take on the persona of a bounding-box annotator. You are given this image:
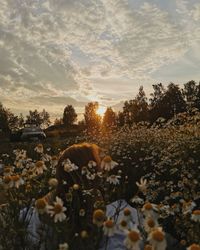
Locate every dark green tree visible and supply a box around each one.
[150,83,186,122]
[0,103,10,134]
[26,110,43,126]
[63,105,77,127]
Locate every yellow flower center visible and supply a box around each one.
[192,210,200,215]
[124,208,131,216]
[104,220,114,228]
[152,230,164,241]
[128,231,140,242]
[54,204,63,214]
[144,202,153,210]
[103,156,112,163]
[147,218,155,228]
[35,161,44,168]
[120,220,127,227]
[35,199,46,209]
[189,244,200,250]
[93,209,105,221]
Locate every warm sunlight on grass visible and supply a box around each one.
[96,106,106,117]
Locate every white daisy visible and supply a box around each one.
[136,177,148,194]
[48,196,67,223]
[191,210,200,222]
[103,219,116,237]
[107,175,121,185]
[101,156,118,171]
[88,160,97,168]
[62,159,78,172]
[148,228,167,250]
[58,243,69,250]
[34,161,47,175]
[10,175,24,188]
[124,229,141,250]
[34,144,44,153]
[35,198,48,214]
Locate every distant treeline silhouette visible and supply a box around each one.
[1,80,200,134]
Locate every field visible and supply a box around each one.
[0,112,200,250]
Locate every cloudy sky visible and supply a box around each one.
[0,0,200,119]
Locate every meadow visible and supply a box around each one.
[0,110,200,250]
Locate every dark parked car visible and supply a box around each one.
[10,126,46,142]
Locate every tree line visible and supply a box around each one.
[1,80,200,135]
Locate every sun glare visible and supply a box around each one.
[96,106,106,116]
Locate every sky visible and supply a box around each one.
[0,0,200,120]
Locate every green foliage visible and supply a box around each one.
[63,105,77,127]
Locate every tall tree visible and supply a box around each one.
[63,105,77,127]
[40,109,51,128]
[26,110,42,126]
[122,86,149,125]
[102,107,116,129]
[150,83,186,122]
[0,103,9,134]
[84,102,101,131]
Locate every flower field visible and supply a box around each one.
[0,111,200,250]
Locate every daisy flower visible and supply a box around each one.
[187,244,200,250]
[58,242,69,250]
[148,228,167,250]
[10,175,24,188]
[51,156,58,168]
[34,144,44,153]
[62,159,78,172]
[93,209,105,227]
[34,161,47,175]
[191,210,200,222]
[136,178,148,194]
[118,220,129,232]
[103,219,116,237]
[88,160,97,168]
[48,196,67,223]
[101,156,118,171]
[48,178,58,188]
[106,175,121,185]
[124,229,141,250]
[142,202,156,218]
[144,217,158,233]
[35,198,48,214]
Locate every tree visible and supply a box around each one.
[63,105,77,127]
[84,102,101,131]
[26,110,43,126]
[149,83,186,122]
[0,103,9,134]
[122,86,149,125]
[135,86,149,122]
[116,111,125,127]
[26,109,51,128]
[102,107,116,129]
[54,118,63,126]
[40,109,51,128]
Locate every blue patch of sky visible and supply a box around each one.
[151,47,200,82]
[70,46,91,66]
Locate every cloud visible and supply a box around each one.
[0,0,200,115]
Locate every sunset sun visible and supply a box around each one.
[96,106,106,116]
